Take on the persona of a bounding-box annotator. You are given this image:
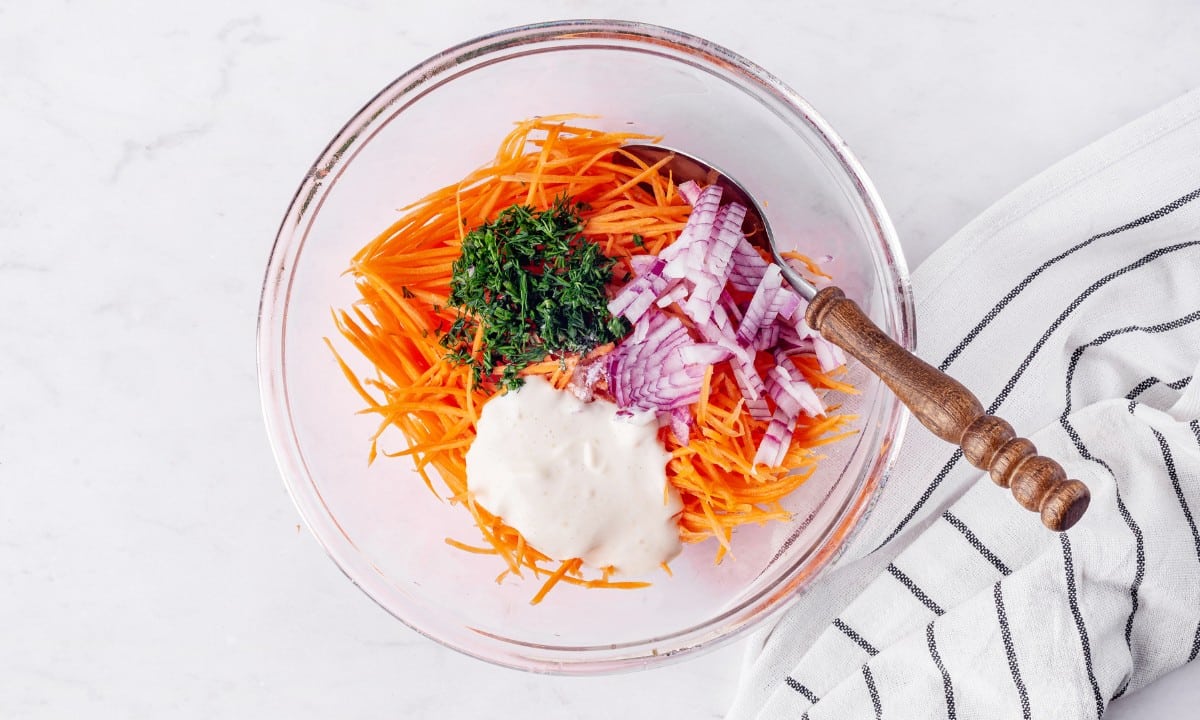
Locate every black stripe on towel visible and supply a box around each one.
[1057,311,1200,674]
[1152,424,1200,665]
[863,664,882,720]
[887,563,945,616]
[994,581,1031,719]
[785,677,819,704]
[1059,391,1144,683]
[1059,317,1200,698]
[834,618,879,656]
[940,187,1200,371]
[1191,420,1200,664]
[1126,375,1193,400]
[1049,255,1200,701]
[1151,427,1200,566]
[1117,497,1145,671]
[926,622,957,719]
[1062,534,1105,718]
[942,511,1011,575]
[880,240,1200,548]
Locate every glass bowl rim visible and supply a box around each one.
[257,18,915,674]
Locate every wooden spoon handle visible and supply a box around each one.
[805,287,1090,531]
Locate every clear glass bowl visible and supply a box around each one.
[258,20,914,673]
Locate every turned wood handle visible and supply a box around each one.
[806,287,1090,532]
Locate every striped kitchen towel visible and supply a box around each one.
[729,87,1200,720]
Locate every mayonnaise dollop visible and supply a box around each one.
[466,376,682,576]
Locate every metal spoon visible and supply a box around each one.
[621,144,1090,532]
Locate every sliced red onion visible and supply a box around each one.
[719,290,743,322]
[670,406,693,445]
[776,290,802,321]
[656,283,688,308]
[764,372,800,418]
[709,203,730,232]
[625,291,660,326]
[607,287,640,319]
[744,393,771,422]
[682,272,723,323]
[709,203,747,282]
[695,318,745,363]
[736,264,784,346]
[686,230,708,269]
[792,311,818,340]
[768,362,824,417]
[736,265,811,349]
[608,309,726,416]
[752,323,781,351]
[711,304,732,331]
[777,338,814,356]
[678,343,734,365]
[641,311,688,350]
[662,185,722,276]
[678,179,702,206]
[727,235,770,293]
[609,332,649,408]
[607,258,669,323]
[678,205,747,323]
[627,254,658,275]
[604,178,846,463]
[609,257,662,303]
[813,336,845,373]
[630,314,651,344]
[753,405,797,467]
[794,379,826,417]
[731,360,767,405]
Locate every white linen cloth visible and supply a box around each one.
[729,88,1200,720]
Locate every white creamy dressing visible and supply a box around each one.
[466,376,682,576]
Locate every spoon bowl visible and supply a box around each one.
[620,144,818,299]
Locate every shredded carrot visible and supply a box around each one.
[444,538,498,555]
[531,558,583,605]
[781,250,834,280]
[332,116,857,603]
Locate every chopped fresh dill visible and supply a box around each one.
[439,196,628,391]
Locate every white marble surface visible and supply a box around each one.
[3,1,1199,717]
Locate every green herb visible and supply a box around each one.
[632,233,645,249]
[439,196,628,391]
